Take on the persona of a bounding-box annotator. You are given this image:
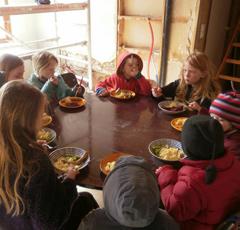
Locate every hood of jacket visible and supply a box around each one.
[103,155,159,228]
[116,52,143,76]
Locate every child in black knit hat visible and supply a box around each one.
[155,115,240,230]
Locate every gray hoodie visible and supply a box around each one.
[78,156,179,230]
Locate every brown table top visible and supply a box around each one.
[54,93,184,189]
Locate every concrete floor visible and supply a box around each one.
[77,186,104,208]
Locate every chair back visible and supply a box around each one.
[61,72,78,88]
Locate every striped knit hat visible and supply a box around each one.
[209,92,240,129]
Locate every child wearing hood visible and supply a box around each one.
[155,115,240,230]
[209,91,240,157]
[95,52,152,96]
[79,155,179,230]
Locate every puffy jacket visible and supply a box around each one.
[156,152,240,230]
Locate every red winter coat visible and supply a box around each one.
[156,153,240,230]
[95,52,151,96]
[224,129,240,158]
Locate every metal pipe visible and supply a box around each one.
[159,0,171,87]
[19,41,87,60]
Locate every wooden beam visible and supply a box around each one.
[119,15,162,22]
[219,75,240,83]
[119,45,160,55]
[0,3,88,16]
[233,42,240,48]
[118,15,189,23]
[226,58,240,65]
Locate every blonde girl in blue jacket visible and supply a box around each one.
[28,51,81,103]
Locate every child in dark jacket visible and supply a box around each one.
[209,91,240,157]
[152,52,221,112]
[95,52,152,96]
[155,115,240,230]
[79,155,179,230]
[0,81,98,230]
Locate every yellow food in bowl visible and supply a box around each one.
[54,154,81,172]
[104,161,116,172]
[152,144,184,161]
[37,129,53,142]
[175,118,187,126]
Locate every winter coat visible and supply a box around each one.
[156,152,240,230]
[28,73,76,101]
[0,149,78,230]
[95,52,151,96]
[78,156,179,230]
[224,129,240,158]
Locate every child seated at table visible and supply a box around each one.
[209,91,240,157]
[155,115,240,230]
[95,52,152,96]
[152,52,221,112]
[0,54,24,87]
[78,155,179,230]
[0,80,98,230]
[28,51,83,103]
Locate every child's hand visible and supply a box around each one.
[50,76,59,85]
[188,101,202,112]
[65,166,79,180]
[98,90,109,97]
[152,87,163,97]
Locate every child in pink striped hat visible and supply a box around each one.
[209,91,240,157]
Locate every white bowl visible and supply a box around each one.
[158,100,186,115]
[49,147,90,173]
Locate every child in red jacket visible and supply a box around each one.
[209,91,240,157]
[95,52,151,96]
[156,115,240,230]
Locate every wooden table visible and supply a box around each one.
[54,93,182,189]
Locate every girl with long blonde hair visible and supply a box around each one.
[0,81,98,230]
[152,52,221,112]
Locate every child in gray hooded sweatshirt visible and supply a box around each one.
[78,155,179,230]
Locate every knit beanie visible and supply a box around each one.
[209,91,240,129]
[182,115,225,184]
[182,115,224,160]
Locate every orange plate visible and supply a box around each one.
[110,89,136,100]
[171,117,188,131]
[100,152,130,175]
[59,96,86,109]
[42,113,52,127]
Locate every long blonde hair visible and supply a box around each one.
[176,52,221,102]
[0,80,44,216]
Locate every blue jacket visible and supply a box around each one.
[28,73,76,101]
